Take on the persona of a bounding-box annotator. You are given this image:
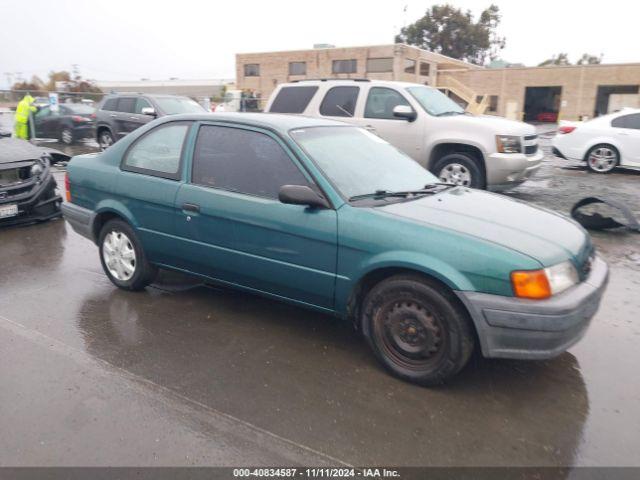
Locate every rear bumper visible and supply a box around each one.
[486,149,544,191]
[61,202,95,241]
[455,256,609,359]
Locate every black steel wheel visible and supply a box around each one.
[362,274,474,386]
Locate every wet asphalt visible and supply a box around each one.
[1,124,639,467]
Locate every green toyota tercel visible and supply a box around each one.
[62,113,609,385]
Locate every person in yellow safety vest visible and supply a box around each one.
[14,93,38,140]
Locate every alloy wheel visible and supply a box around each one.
[99,132,114,150]
[588,147,617,172]
[102,230,137,281]
[61,128,73,145]
[439,163,472,186]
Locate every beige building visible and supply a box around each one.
[236,44,640,121]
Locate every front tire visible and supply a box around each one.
[361,274,474,386]
[431,152,485,189]
[99,219,157,291]
[586,144,619,173]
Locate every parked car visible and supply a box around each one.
[552,108,640,173]
[265,79,544,190]
[0,137,67,226]
[95,93,206,149]
[33,103,96,145]
[535,112,558,123]
[62,113,608,385]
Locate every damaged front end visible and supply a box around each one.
[0,138,64,227]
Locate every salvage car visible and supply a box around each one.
[552,108,640,173]
[62,113,608,385]
[265,79,544,190]
[0,137,66,226]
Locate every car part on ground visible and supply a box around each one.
[0,137,64,227]
[571,196,640,232]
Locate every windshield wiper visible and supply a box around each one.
[434,110,464,117]
[348,184,452,202]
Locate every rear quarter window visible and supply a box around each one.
[319,86,359,117]
[269,86,318,114]
[101,98,118,111]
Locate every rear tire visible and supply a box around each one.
[60,127,74,145]
[98,129,114,150]
[585,144,619,173]
[361,274,474,386]
[431,152,485,189]
[98,219,157,291]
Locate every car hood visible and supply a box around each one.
[440,114,536,136]
[0,138,70,165]
[378,187,590,267]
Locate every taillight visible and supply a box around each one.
[65,173,71,202]
[558,126,576,134]
[72,115,88,122]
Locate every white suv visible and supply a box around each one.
[265,79,543,190]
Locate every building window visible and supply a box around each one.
[289,62,306,75]
[332,59,357,74]
[244,64,260,77]
[366,58,393,73]
[404,59,416,74]
[420,62,430,76]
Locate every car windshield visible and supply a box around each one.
[154,97,205,115]
[406,86,465,116]
[290,126,438,200]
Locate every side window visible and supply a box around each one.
[135,98,153,114]
[123,123,189,179]
[364,87,412,120]
[102,98,118,111]
[192,125,309,199]
[612,113,640,129]
[269,86,318,113]
[117,97,136,114]
[319,86,359,117]
[35,106,51,119]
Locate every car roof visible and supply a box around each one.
[279,79,433,89]
[158,112,350,133]
[105,93,189,99]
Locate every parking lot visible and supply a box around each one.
[1,127,639,468]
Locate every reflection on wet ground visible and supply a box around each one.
[1,122,639,467]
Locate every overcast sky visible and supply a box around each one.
[1,0,638,87]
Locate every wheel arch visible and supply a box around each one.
[91,203,138,243]
[427,142,487,177]
[582,140,621,162]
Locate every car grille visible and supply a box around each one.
[523,134,538,156]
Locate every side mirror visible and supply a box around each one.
[278,185,330,209]
[393,105,417,122]
[141,107,157,117]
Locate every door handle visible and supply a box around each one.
[182,203,200,213]
[364,125,377,133]
[110,114,117,118]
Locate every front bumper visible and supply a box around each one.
[456,256,609,359]
[0,174,62,227]
[486,149,544,191]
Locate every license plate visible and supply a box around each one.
[0,203,18,218]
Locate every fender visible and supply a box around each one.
[425,136,488,167]
[91,200,139,240]
[335,250,476,316]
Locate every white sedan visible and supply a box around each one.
[552,108,640,173]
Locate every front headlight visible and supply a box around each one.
[511,260,579,299]
[496,135,522,154]
[544,260,579,296]
[30,161,44,177]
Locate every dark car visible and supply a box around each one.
[33,103,96,145]
[0,137,67,226]
[95,93,205,149]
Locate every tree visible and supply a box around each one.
[538,53,571,67]
[577,53,603,65]
[395,4,505,66]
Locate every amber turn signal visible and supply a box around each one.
[511,269,551,299]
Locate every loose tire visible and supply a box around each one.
[585,144,619,174]
[60,127,74,145]
[432,152,485,189]
[98,219,157,291]
[98,129,114,150]
[361,274,474,386]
